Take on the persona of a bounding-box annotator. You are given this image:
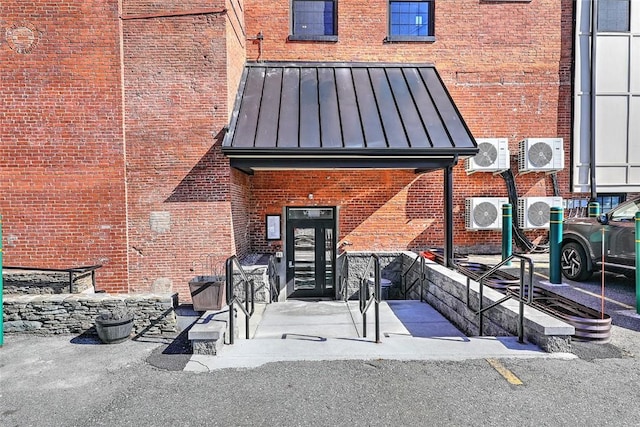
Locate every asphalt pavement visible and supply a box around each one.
[3,253,640,425]
[2,326,640,426]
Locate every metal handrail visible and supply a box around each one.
[401,255,425,299]
[226,255,256,345]
[267,255,280,303]
[359,254,381,343]
[457,254,534,343]
[337,253,348,301]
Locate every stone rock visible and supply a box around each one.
[5,320,43,332]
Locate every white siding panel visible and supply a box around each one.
[596,36,629,93]
[630,96,640,162]
[632,0,640,33]
[595,96,628,163]
[596,166,627,185]
[631,36,640,92]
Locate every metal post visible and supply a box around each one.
[502,204,512,266]
[479,278,484,336]
[444,166,454,267]
[361,280,367,338]
[518,259,525,344]
[636,212,640,314]
[226,258,235,345]
[374,260,380,344]
[588,201,600,217]
[244,280,250,340]
[549,207,564,284]
[1,214,3,347]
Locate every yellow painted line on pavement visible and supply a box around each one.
[486,358,523,386]
[534,271,634,310]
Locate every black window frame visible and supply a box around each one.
[597,194,626,213]
[289,0,339,42]
[386,0,435,43]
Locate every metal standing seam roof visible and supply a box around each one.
[222,62,477,172]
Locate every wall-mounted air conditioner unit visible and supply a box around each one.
[465,197,510,230]
[518,138,564,173]
[517,197,563,229]
[465,138,510,174]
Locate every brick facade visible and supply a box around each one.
[243,0,574,253]
[1,1,129,291]
[1,0,574,300]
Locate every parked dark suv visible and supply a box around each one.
[561,197,638,281]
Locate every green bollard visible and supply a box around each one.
[1,214,3,346]
[636,212,640,315]
[502,204,512,265]
[588,202,600,218]
[549,207,563,284]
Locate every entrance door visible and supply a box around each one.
[286,207,336,298]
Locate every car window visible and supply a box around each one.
[610,200,640,221]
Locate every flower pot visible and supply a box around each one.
[189,276,226,312]
[95,313,134,344]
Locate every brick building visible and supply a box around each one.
[1,1,588,300]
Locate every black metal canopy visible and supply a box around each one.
[222,62,477,173]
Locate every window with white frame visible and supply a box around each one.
[291,0,337,41]
[388,0,434,42]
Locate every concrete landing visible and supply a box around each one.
[185,300,574,371]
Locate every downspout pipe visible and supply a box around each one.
[590,0,598,201]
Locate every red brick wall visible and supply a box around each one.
[250,170,446,253]
[243,0,573,253]
[0,1,129,291]
[1,0,575,300]
[122,1,244,299]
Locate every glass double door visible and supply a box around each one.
[286,208,336,298]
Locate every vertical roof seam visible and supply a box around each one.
[417,68,455,148]
[367,68,389,148]
[402,67,433,148]
[384,66,412,148]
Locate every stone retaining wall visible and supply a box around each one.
[402,252,573,352]
[3,269,94,294]
[2,293,178,336]
[339,252,404,299]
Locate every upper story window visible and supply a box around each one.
[290,0,338,42]
[597,0,630,32]
[387,0,435,42]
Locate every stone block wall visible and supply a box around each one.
[3,270,94,295]
[2,293,178,337]
[403,252,573,352]
[225,266,271,303]
[339,252,405,300]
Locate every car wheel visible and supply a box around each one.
[561,242,592,281]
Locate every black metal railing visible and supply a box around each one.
[401,255,425,300]
[226,255,255,345]
[267,255,280,303]
[337,253,349,301]
[459,254,534,344]
[360,254,381,343]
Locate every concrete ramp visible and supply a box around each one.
[186,300,573,371]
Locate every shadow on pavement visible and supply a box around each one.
[145,329,193,371]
